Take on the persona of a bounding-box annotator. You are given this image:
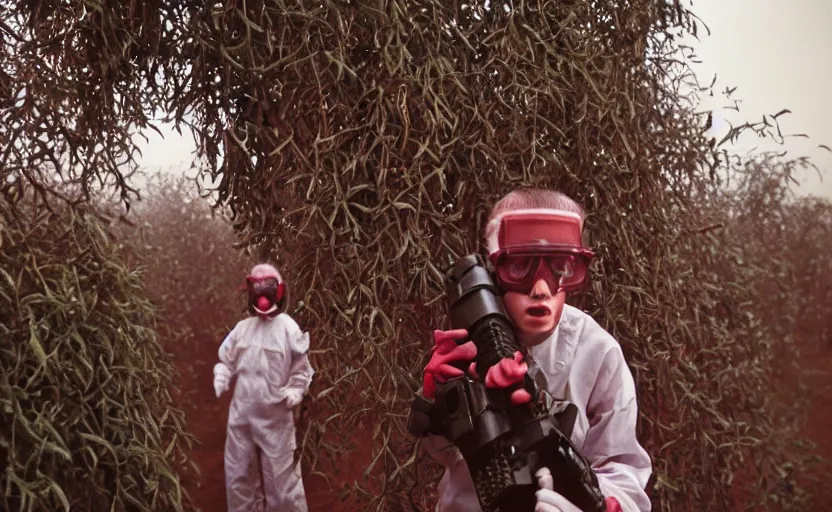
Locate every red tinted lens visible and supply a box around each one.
[499,256,538,285]
[542,255,588,291]
[541,255,574,276]
[496,254,588,294]
[496,256,546,293]
[559,262,587,291]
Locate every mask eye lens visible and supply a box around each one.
[503,256,536,281]
[250,278,278,294]
[547,255,588,290]
[560,258,575,279]
[539,256,568,276]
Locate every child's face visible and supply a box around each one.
[487,207,591,346]
[502,277,566,347]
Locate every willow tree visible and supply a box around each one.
[1,0,818,510]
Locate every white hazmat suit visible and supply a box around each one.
[213,311,314,512]
[422,304,652,512]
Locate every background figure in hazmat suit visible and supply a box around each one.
[213,263,314,512]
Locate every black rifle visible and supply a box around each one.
[407,254,606,512]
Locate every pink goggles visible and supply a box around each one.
[487,209,594,294]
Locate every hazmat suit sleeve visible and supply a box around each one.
[218,323,242,373]
[582,345,652,512]
[281,316,315,396]
[213,323,243,398]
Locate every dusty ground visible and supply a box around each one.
[167,327,375,512]
[168,323,832,512]
[794,347,832,506]
[799,350,832,456]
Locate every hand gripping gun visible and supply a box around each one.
[407,254,606,512]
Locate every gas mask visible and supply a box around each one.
[245,264,286,318]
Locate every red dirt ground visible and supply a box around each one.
[727,345,832,510]
[799,350,832,456]
[169,324,832,512]
[793,347,832,507]
[168,328,376,512]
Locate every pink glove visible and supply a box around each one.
[423,329,477,399]
[469,351,532,405]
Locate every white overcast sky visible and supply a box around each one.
[133,0,832,200]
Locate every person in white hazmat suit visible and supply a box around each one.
[213,263,314,512]
[419,189,652,512]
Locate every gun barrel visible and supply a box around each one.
[443,254,522,376]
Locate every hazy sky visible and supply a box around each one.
[134,1,832,200]
[690,0,832,199]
